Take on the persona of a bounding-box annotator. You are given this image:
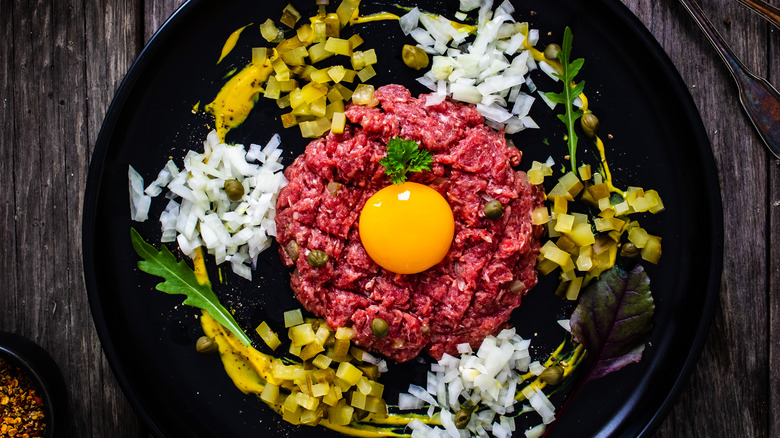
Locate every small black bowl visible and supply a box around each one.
[0,332,69,438]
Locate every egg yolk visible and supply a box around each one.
[358,182,455,274]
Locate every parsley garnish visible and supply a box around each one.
[379,137,433,184]
[546,27,585,173]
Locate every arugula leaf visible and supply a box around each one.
[379,137,433,184]
[546,26,585,173]
[570,264,655,382]
[130,228,252,346]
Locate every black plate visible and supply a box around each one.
[83,0,723,437]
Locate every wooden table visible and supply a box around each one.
[1,0,777,436]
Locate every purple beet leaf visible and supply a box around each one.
[570,264,655,382]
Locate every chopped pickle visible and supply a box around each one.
[554,213,575,233]
[641,235,662,264]
[559,171,584,197]
[260,19,282,42]
[351,84,376,106]
[547,182,575,201]
[336,362,363,386]
[328,401,354,425]
[566,222,596,246]
[261,382,280,404]
[256,321,282,350]
[336,0,361,25]
[284,309,305,327]
[332,338,351,358]
[281,3,302,28]
[357,65,376,82]
[252,47,268,64]
[290,323,317,347]
[553,196,568,215]
[324,37,353,56]
[308,41,335,63]
[646,190,665,213]
[350,390,367,409]
[565,276,583,300]
[312,354,333,369]
[364,396,388,415]
[628,227,649,248]
[540,241,571,267]
[348,34,364,49]
[331,112,346,134]
[531,206,550,225]
[578,164,592,180]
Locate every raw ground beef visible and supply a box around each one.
[275,84,545,363]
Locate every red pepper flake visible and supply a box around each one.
[0,357,46,437]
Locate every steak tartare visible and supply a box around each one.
[275,84,544,363]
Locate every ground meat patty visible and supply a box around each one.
[275,84,544,363]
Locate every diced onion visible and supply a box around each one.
[400,0,545,131]
[128,165,152,222]
[130,130,287,280]
[397,328,556,438]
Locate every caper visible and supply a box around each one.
[326,181,341,196]
[581,112,600,138]
[544,43,562,61]
[539,364,565,385]
[620,242,641,258]
[285,240,300,261]
[307,249,329,267]
[509,279,526,294]
[402,44,430,70]
[453,403,476,429]
[195,336,218,354]
[483,200,504,220]
[371,317,389,339]
[224,179,245,201]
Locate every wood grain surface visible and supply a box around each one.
[0,0,777,436]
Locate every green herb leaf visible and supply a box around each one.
[546,26,585,173]
[130,228,252,346]
[379,137,433,184]
[569,264,655,382]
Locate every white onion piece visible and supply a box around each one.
[460,0,481,12]
[128,165,152,222]
[538,61,559,81]
[399,393,425,410]
[408,384,439,407]
[411,28,436,47]
[399,7,420,35]
[524,423,546,438]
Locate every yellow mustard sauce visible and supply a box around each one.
[350,11,400,25]
[193,247,210,286]
[205,60,274,142]
[218,24,252,64]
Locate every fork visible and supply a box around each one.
[735,0,780,29]
[677,0,780,158]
